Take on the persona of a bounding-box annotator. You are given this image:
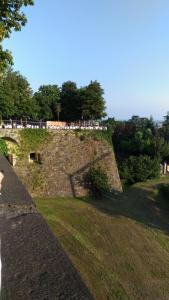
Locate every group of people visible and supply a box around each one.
[0,122,46,129]
[46,125,107,130]
[0,120,107,131]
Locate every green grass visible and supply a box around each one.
[34,176,169,300]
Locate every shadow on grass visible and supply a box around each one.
[78,183,169,236]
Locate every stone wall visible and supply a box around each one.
[0,129,122,197]
[0,155,94,299]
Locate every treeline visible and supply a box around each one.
[0,69,106,121]
[108,115,169,185]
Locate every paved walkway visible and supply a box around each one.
[0,155,93,300]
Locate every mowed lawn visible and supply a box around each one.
[34,177,169,300]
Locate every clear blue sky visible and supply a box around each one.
[3,0,169,120]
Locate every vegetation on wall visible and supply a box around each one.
[75,129,113,147]
[89,166,110,196]
[28,163,45,191]
[0,138,8,155]
[20,129,51,152]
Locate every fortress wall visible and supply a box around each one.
[0,130,122,197]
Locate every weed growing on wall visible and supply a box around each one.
[20,129,51,152]
[75,129,113,147]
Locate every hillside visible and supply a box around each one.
[34,177,169,300]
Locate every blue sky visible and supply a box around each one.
[3,0,169,120]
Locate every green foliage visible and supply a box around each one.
[61,80,106,121]
[101,117,116,132]
[113,118,157,157]
[120,155,160,184]
[75,129,113,147]
[0,0,34,74]
[0,75,107,122]
[33,85,61,121]
[113,116,169,185]
[29,164,44,191]
[0,138,8,155]
[60,81,81,121]
[89,166,110,196]
[0,46,13,76]
[20,129,51,152]
[0,69,38,119]
[79,81,107,120]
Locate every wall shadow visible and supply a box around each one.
[78,184,169,237]
[63,151,115,198]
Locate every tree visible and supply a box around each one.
[33,85,60,121]
[120,155,160,184]
[60,81,81,121]
[80,81,106,120]
[0,0,34,74]
[0,69,37,119]
[101,118,116,132]
[161,112,169,142]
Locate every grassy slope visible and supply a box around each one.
[34,177,169,300]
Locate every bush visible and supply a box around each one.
[120,155,160,184]
[89,166,110,196]
[0,138,8,155]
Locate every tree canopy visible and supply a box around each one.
[0,69,107,122]
[80,81,106,120]
[0,0,34,74]
[33,85,60,121]
[60,80,106,121]
[111,115,169,185]
[0,69,37,119]
[60,81,81,121]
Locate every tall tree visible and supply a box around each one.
[33,85,60,121]
[160,112,169,142]
[60,81,81,121]
[0,69,37,119]
[0,0,34,74]
[80,81,106,120]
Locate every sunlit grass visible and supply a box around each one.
[34,177,169,300]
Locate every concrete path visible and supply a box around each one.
[0,155,94,300]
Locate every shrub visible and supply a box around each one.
[120,155,160,184]
[89,166,110,196]
[0,138,8,155]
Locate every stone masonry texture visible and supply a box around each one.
[10,130,122,197]
[0,155,94,300]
